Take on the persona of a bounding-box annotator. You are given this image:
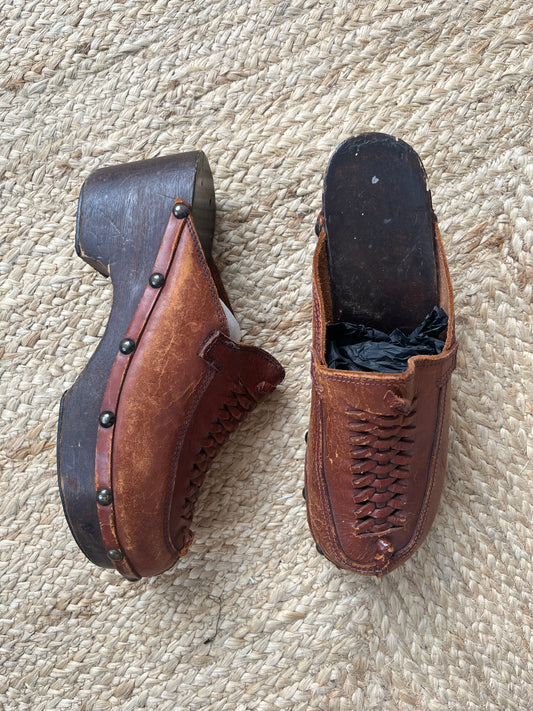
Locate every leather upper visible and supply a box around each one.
[95,204,284,579]
[305,218,457,575]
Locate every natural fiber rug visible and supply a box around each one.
[1,1,531,709]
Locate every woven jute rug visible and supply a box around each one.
[1,1,531,709]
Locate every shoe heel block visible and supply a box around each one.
[58,151,215,571]
[76,151,215,277]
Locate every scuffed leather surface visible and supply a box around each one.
[97,206,284,579]
[305,221,457,575]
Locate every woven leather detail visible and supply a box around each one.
[347,400,416,535]
[182,382,257,522]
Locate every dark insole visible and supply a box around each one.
[324,133,438,334]
[57,152,215,568]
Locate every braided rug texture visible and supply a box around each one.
[1,1,531,709]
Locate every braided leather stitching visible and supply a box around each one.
[181,381,257,523]
[347,400,416,535]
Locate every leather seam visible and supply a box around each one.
[392,381,448,565]
[313,345,456,385]
[203,333,284,373]
[163,364,218,555]
[310,397,383,575]
[315,369,410,386]
[185,216,228,336]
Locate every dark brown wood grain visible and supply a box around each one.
[57,152,215,569]
[324,133,438,334]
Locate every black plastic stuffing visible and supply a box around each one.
[326,306,448,373]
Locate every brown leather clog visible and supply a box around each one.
[58,152,284,580]
[305,134,458,576]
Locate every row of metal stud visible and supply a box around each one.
[95,201,190,564]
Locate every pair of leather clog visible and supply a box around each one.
[58,134,457,580]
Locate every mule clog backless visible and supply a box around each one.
[58,153,284,580]
[305,134,458,576]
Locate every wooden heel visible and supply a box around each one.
[76,152,214,276]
